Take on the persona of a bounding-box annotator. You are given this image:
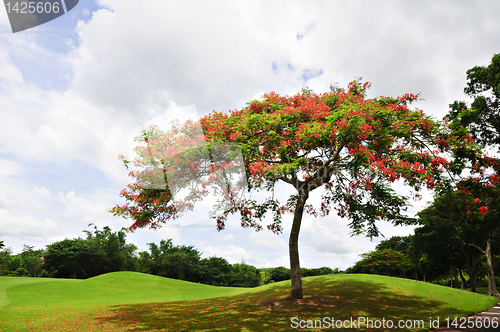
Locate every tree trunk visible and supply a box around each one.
[467,253,480,292]
[289,191,308,299]
[484,237,499,297]
[459,269,466,290]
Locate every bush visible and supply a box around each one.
[302,267,334,277]
[11,267,30,277]
[270,266,290,282]
[230,263,260,287]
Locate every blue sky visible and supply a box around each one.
[1,0,500,270]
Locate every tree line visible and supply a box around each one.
[346,219,500,293]
[0,226,339,287]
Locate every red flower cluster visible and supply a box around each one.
[480,206,488,217]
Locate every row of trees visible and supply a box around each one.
[0,226,339,287]
[348,230,500,291]
[0,241,46,277]
[0,225,137,279]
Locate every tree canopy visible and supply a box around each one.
[346,249,412,278]
[111,79,485,298]
[417,179,500,296]
[446,53,500,150]
[375,235,412,255]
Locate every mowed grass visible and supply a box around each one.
[0,272,249,331]
[1,272,498,331]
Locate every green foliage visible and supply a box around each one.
[44,238,103,279]
[0,244,11,276]
[1,244,45,277]
[12,267,30,277]
[493,233,500,277]
[112,80,481,238]
[258,269,272,286]
[83,224,138,274]
[269,266,290,282]
[22,256,42,277]
[41,225,139,279]
[301,266,334,277]
[159,245,202,281]
[446,53,500,150]
[409,221,466,283]
[6,255,22,273]
[136,240,258,287]
[20,245,44,277]
[200,256,232,286]
[347,249,413,277]
[230,262,260,287]
[416,186,500,295]
[256,266,337,284]
[375,235,412,254]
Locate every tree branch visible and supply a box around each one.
[453,235,485,255]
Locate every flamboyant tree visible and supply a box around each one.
[347,249,413,278]
[111,80,484,299]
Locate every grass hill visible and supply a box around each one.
[2,271,249,307]
[1,272,498,331]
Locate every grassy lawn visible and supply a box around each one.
[0,272,249,331]
[1,272,498,331]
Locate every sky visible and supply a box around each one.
[0,0,499,270]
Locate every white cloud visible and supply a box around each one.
[0,159,24,176]
[248,230,286,250]
[220,233,234,241]
[1,0,500,266]
[31,186,51,199]
[0,179,43,211]
[0,208,57,240]
[134,226,182,246]
[58,190,119,225]
[66,1,321,114]
[0,49,24,85]
[202,244,252,264]
[301,215,366,255]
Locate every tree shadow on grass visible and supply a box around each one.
[95,277,472,331]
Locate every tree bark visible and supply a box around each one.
[289,191,309,299]
[467,253,480,292]
[484,237,499,297]
[459,269,466,290]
